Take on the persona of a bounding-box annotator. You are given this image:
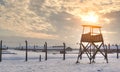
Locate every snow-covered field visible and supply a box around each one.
[0,50,120,72]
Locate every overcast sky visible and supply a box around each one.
[0,0,120,47]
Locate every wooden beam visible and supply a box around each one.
[0,40,2,62]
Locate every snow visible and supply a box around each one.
[0,49,120,72]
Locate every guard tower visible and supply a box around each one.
[76,25,108,64]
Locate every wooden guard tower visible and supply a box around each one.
[76,25,108,64]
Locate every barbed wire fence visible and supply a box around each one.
[0,40,79,62]
[0,40,119,62]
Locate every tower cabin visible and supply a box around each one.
[81,25,103,42]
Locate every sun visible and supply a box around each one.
[81,12,99,23]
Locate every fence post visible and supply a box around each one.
[25,40,28,61]
[108,44,110,50]
[45,42,47,60]
[63,43,66,60]
[116,44,119,59]
[105,44,108,63]
[0,40,2,62]
[39,55,41,62]
[80,44,82,60]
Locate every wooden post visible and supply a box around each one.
[108,44,110,50]
[80,44,82,60]
[0,40,2,62]
[116,44,119,59]
[105,44,108,63]
[39,55,41,62]
[108,44,110,53]
[89,44,92,64]
[45,42,47,60]
[25,40,28,61]
[63,43,66,60]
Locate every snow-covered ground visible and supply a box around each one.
[0,50,120,72]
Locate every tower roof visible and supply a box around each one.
[82,25,102,28]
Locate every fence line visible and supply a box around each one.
[0,40,119,62]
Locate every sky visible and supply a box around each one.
[0,0,120,47]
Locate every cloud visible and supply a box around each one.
[0,0,5,5]
[29,0,120,26]
[0,0,57,39]
[29,0,120,15]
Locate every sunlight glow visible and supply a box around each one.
[81,12,99,23]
